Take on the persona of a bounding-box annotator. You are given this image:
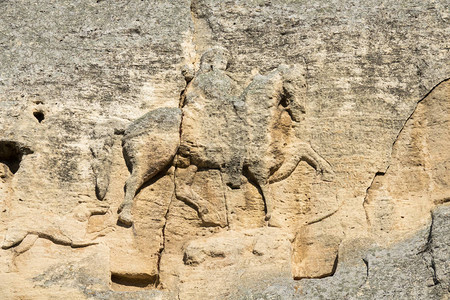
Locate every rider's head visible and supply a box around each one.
[199,47,229,72]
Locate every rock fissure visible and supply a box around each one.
[218,171,230,229]
[156,184,175,289]
[362,258,369,279]
[363,170,386,226]
[363,78,450,229]
[418,212,440,286]
[155,77,190,287]
[392,77,450,149]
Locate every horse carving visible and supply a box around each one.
[118,48,334,226]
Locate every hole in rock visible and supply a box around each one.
[279,89,291,108]
[0,141,33,174]
[280,97,289,108]
[111,272,159,291]
[33,111,45,123]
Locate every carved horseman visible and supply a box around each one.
[175,47,245,226]
[117,48,334,226]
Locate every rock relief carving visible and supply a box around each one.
[118,107,182,225]
[90,129,115,201]
[1,202,114,270]
[118,47,334,226]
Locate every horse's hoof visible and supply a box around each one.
[1,240,14,249]
[321,170,335,182]
[118,210,133,227]
[264,213,271,221]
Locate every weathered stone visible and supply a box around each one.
[0,0,449,299]
[118,107,182,225]
[364,79,450,244]
[430,205,450,294]
[90,128,115,201]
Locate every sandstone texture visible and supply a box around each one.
[0,0,449,299]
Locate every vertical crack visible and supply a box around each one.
[430,260,439,286]
[363,171,386,227]
[219,172,230,229]
[156,68,190,288]
[156,119,183,288]
[362,258,369,278]
[426,213,440,286]
[418,212,440,286]
[156,175,175,289]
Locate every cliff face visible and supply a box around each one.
[0,1,449,299]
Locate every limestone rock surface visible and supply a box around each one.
[0,0,449,299]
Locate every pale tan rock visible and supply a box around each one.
[364,79,450,244]
[118,107,182,226]
[291,220,342,279]
[90,128,115,201]
[178,228,293,299]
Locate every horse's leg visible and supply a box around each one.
[269,141,334,183]
[269,150,301,184]
[175,165,200,210]
[260,184,272,221]
[297,142,334,181]
[119,139,179,226]
[175,165,225,227]
[243,165,274,223]
[118,167,146,226]
[262,182,288,227]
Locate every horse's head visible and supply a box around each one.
[278,64,307,123]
